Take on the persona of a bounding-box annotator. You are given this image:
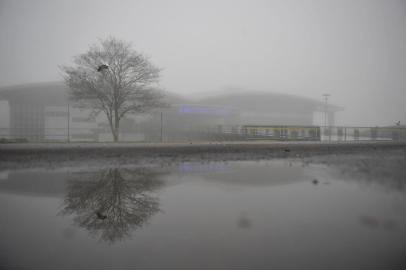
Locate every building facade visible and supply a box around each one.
[0,82,343,142]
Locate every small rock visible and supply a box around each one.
[96,212,107,220]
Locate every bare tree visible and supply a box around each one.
[61,37,165,142]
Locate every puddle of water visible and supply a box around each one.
[0,158,406,270]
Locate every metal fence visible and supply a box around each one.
[208,125,406,142]
[208,125,321,141]
[0,127,100,142]
[319,126,406,142]
[0,125,405,142]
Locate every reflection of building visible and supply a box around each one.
[0,82,343,141]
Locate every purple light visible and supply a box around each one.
[178,106,230,116]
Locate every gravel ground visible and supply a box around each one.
[1,141,406,171]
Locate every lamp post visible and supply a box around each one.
[322,94,330,127]
[160,111,163,143]
[322,94,331,141]
[67,103,70,143]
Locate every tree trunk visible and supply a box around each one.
[107,114,119,142]
[111,119,120,142]
[113,89,120,142]
[114,112,120,142]
[113,129,119,142]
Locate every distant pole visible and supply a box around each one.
[67,103,70,143]
[322,94,330,127]
[160,111,163,143]
[344,127,347,141]
[322,94,331,141]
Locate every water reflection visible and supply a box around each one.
[237,212,252,229]
[307,151,406,192]
[60,167,165,244]
[1,155,406,270]
[359,215,398,231]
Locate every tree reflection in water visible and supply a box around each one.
[60,167,165,244]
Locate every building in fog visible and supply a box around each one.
[199,91,339,126]
[0,82,97,141]
[0,82,342,141]
[144,90,342,141]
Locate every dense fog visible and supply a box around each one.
[1,0,405,126]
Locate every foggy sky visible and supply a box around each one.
[0,0,405,126]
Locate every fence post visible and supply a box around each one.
[354,128,359,141]
[328,126,331,142]
[344,127,347,141]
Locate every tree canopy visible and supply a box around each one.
[61,37,165,141]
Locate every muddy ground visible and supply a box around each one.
[1,141,406,170]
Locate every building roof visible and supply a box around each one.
[200,91,343,113]
[0,82,343,112]
[0,81,68,106]
[0,81,193,106]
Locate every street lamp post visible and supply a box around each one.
[160,111,163,143]
[322,94,331,141]
[67,103,70,143]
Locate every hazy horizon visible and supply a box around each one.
[1,0,405,126]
